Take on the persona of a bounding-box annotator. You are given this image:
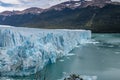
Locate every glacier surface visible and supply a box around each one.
[0,26,91,76]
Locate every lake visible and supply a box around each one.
[1,34,120,80]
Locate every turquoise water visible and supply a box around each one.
[1,34,120,80]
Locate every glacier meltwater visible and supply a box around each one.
[0,25,91,76]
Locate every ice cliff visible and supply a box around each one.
[0,25,91,76]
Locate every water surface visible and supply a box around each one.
[40,34,120,80]
[1,34,120,80]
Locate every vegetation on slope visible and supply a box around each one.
[0,4,120,33]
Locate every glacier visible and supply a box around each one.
[0,25,91,76]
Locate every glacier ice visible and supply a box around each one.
[0,26,91,76]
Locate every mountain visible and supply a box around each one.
[0,0,120,33]
[49,0,112,9]
[21,7,44,14]
[49,1,82,10]
[80,0,112,8]
[0,0,115,16]
[0,7,44,16]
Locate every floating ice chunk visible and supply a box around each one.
[115,52,120,54]
[81,75,97,80]
[66,53,75,56]
[59,59,64,62]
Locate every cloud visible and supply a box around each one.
[112,0,119,1]
[0,0,21,4]
[0,0,70,12]
[0,1,16,7]
[18,0,69,8]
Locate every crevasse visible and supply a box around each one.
[0,26,91,76]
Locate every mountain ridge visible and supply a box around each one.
[0,0,119,16]
[0,0,120,33]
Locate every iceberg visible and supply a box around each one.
[0,26,91,76]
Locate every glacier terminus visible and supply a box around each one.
[0,25,91,76]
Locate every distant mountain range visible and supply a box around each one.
[0,7,44,16]
[0,0,120,33]
[0,0,117,16]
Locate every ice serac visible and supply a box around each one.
[0,26,91,76]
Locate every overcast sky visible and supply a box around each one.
[0,0,119,12]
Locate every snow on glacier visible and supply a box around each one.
[0,26,91,76]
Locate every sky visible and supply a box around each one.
[0,0,120,12]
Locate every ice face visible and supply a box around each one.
[0,26,91,76]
